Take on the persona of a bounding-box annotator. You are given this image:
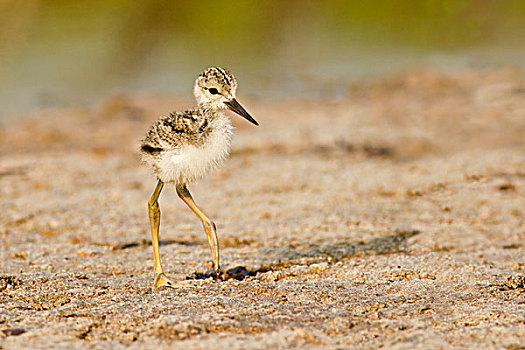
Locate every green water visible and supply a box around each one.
[1,0,525,120]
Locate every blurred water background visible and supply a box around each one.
[1,0,525,122]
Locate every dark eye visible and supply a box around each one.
[208,88,219,95]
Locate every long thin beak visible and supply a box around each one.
[224,99,259,126]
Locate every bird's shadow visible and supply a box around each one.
[111,239,200,250]
[111,229,420,281]
[188,228,421,281]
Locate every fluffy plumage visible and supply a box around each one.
[141,112,232,184]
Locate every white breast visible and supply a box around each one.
[156,118,233,184]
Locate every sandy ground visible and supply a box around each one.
[1,68,524,349]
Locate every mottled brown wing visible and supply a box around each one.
[140,111,203,155]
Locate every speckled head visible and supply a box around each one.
[194,67,258,126]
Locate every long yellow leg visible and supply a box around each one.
[148,180,188,290]
[176,183,220,273]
